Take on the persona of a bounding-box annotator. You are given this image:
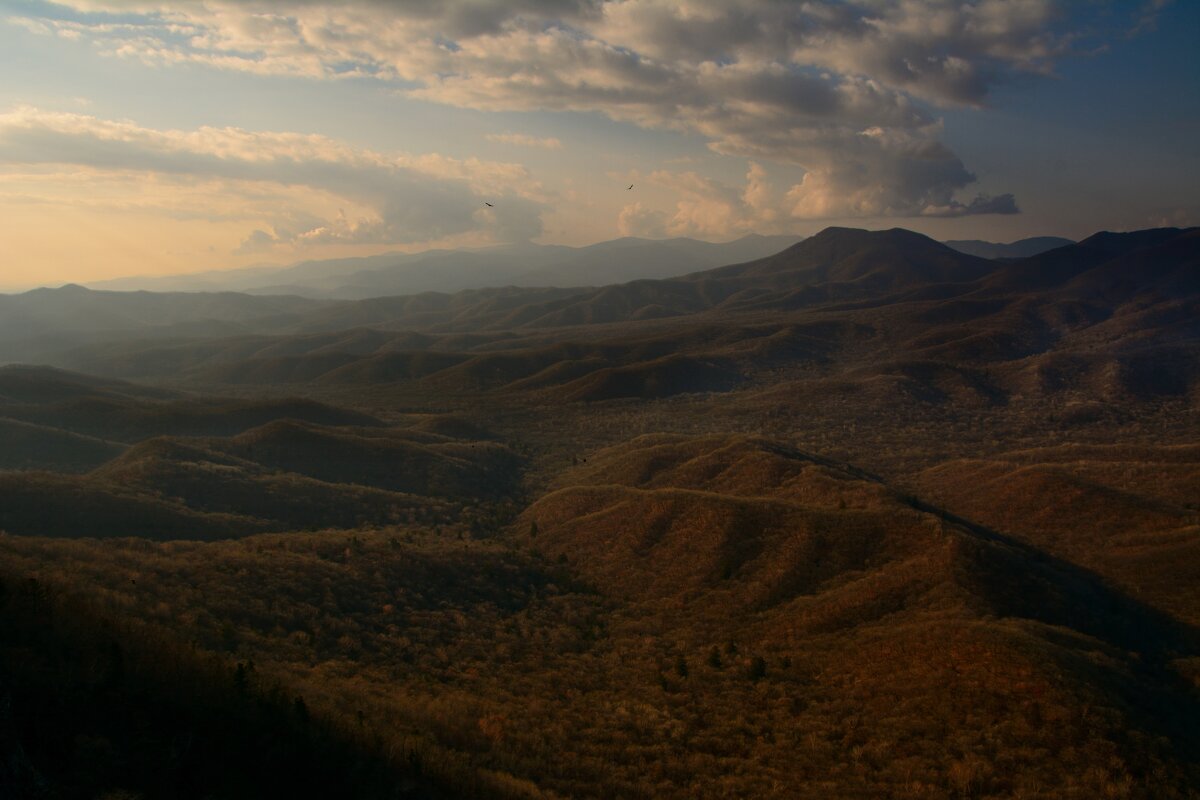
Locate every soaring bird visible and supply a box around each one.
[627,184,633,190]
[484,202,494,207]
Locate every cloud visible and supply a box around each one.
[0,106,546,247]
[776,123,1010,219]
[921,193,1019,218]
[629,151,1014,240]
[234,227,278,254]
[617,201,667,238]
[635,161,786,238]
[11,2,1152,219]
[741,161,778,224]
[486,132,563,149]
[1146,206,1199,229]
[1129,0,1175,36]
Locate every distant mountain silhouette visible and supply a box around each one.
[423,227,999,328]
[0,286,329,363]
[979,227,1195,294]
[705,226,997,285]
[945,236,1073,259]
[85,234,802,298]
[4,226,1196,411]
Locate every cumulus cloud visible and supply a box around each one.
[0,106,545,248]
[234,228,278,254]
[10,1,1152,219]
[617,201,667,238]
[486,132,563,149]
[630,161,786,238]
[775,123,1007,218]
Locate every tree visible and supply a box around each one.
[674,655,689,678]
[234,662,248,694]
[707,647,722,669]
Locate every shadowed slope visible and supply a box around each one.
[915,444,1200,626]
[223,420,520,498]
[1,390,383,444]
[0,364,179,403]
[0,418,126,472]
[0,567,453,799]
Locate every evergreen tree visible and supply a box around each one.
[674,655,689,678]
[707,646,722,669]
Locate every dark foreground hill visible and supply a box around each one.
[0,567,457,799]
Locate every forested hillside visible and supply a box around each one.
[1,226,1198,798]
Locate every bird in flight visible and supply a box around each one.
[627,184,634,190]
[484,202,494,207]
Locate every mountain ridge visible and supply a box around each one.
[82,233,804,298]
[945,236,1074,259]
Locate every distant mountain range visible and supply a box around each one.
[85,234,804,298]
[3,226,1192,402]
[79,233,1074,300]
[944,236,1074,259]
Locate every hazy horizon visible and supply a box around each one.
[0,227,1091,295]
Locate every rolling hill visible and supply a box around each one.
[6,431,1196,797]
[0,224,1197,797]
[0,367,518,539]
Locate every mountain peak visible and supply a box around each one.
[20,282,92,296]
[706,225,993,289]
[809,226,937,241]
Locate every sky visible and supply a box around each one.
[0,0,1197,289]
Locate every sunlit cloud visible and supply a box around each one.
[0,107,548,251]
[13,1,1152,220]
[618,161,788,239]
[486,132,563,150]
[616,201,667,238]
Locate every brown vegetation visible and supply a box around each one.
[1,225,1198,797]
